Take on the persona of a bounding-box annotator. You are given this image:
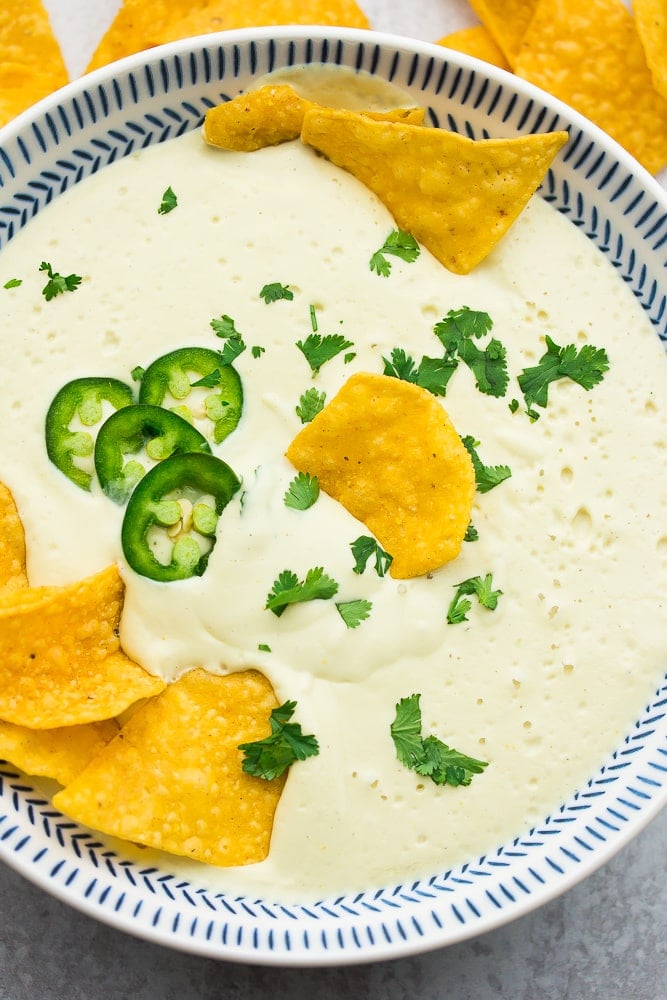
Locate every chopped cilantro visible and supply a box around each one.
[3,278,21,289]
[309,303,319,331]
[260,282,294,304]
[464,522,479,543]
[517,335,609,411]
[238,700,319,780]
[210,313,241,338]
[461,436,512,493]
[447,573,502,624]
[284,472,319,511]
[157,186,178,214]
[344,351,356,364]
[209,315,246,365]
[266,566,338,617]
[39,261,82,301]
[509,398,520,413]
[391,694,488,787]
[251,345,265,358]
[370,229,420,277]
[130,365,145,382]
[191,368,226,388]
[258,643,271,652]
[297,333,354,376]
[433,306,508,398]
[350,535,393,577]
[296,387,326,423]
[382,347,457,397]
[336,599,372,629]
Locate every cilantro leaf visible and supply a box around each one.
[251,345,265,358]
[464,522,479,543]
[350,535,393,577]
[210,313,241,338]
[447,573,502,624]
[209,316,246,364]
[336,599,372,629]
[238,700,319,780]
[297,333,354,375]
[391,694,488,788]
[296,387,326,423]
[461,436,512,494]
[157,186,178,215]
[284,472,319,511]
[260,282,294,304]
[517,335,610,410]
[39,261,82,301]
[382,348,457,397]
[191,368,226,388]
[433,306,494,352]
[370,229,420,276]
[432,307,507,397]
[266,566,338,617]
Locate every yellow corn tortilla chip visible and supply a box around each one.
[0,565,165,728]
[0,483,28,596]
[468,0,538,65]
[635,0,667,101]
[514,0,667,175]
[286,373,475,579]
[0,718,119,785]
[300,107,568,274]
[204,83,424,151]
[53,669,285,867]
[0,3,68,126]
[436,26,511,72]
[86,0,369,73]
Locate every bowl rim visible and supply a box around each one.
[0,24,665,966]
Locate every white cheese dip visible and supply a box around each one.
[0,130,666,901]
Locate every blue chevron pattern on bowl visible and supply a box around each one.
[0,28,665,964]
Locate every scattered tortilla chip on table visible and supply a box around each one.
[634,0,667,101]
[286,373,476,579]
[87,0,369,72]
[204,84,424,152]
[0,565,165,728]
[436,26,511,72]
[514,0,667,175]
[0,718,119,785]
[53,669,285,867]
[0,2,68,126]
[467,0,538,65]
[0,482,28,595]
[300,107,568,274]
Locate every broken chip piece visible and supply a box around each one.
[436,26,511,71]
[0,483,28,596]
[300,107,568,274]
[53,668,286,867]
[514,0,667,175]
[204,84,425,152]
[0,565,165,728]
[467,0,538,65]
[286,372,476,579]
[634,0,667,101]
[0,718,119,785]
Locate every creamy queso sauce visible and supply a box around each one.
[1,129,666,902]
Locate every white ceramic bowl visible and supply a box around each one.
[0,27,665,966]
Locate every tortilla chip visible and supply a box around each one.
[436,26,511,72]
[468,0,538,65]
[300,107,568,274]
[635,0,667,101]
[286,373,475,579]
[204,83,424,152]
[514,0,667,175]
[0,718,119,785]
[86,0,369,73]
[53,669,285,867]
[0,565,165,728]
[0,4,68,126]
[0,483,28,596]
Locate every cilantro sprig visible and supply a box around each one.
[266,566,338,617]
[517,335,609,417]
[447,573,502,624]
[39,261,82,301]
[284,472,319,511]
[297,333,354,376]
[210,314,246,364]
[391,694,488,787]
[461,436,512,494]
[433,307,508,398]
[296,387,326,423]
[238,701,319,780]
[350,535,393,577]
[370,229,420,277]
[382,348,457,397]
